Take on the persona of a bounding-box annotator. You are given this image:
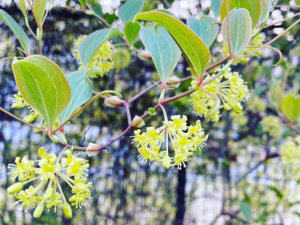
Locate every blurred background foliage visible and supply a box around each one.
[0,0,300,224]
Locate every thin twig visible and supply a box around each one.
[0,107,46,134]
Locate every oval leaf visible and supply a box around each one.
[33,0,47,26]
[12,55,71,125]
[60,70,93,123]
[135,11,210,78]
[79,28,123,68]
[220,0,261,28]
[280,94,300,122]
[187,16,219,48]
[125,21,141,45]
[221,8,252,57]
[140,23,181,82]
[119,0,144,25]
[0,9,30,53]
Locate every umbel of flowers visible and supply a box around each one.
[7,147,92,218]
[190,69,249,122]
[133,115,208,169]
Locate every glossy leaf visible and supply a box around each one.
[220,0,261,28]
[119,0,144,25]
[0,9,30,53]
[125,21,141,44]
[12,55,71,125]
[187,16,219,48]
[221,8,252,57]
[140,23,181,82]
[280,94,300,122]
[33,0,47,26]
[135,11,210,78]
[79,28,123,68]
[60,70,93,123]
[211,0,222,17]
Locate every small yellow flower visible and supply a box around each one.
[7,147,92,218]
[133,115,207,169]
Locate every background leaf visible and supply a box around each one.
[60,70,93,123]
[119,0,144,25]
[220,0,261,28]
[124,21,141,45]
[211,0,222,17]
[280,94,300,122]
[187,16,219,48]
[135,11,210,78]
[79,28,123,68]
[221,8,252,57]
[12,55,71,125]
[240,201,251,221]
[139,23,181,82]
[0,9,30,53]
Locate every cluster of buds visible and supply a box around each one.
[7,147,92,218]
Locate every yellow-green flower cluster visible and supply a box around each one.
[230,111,248,126]
[261,115,281,137]
[222,33,264,64]
[7,147,92,218]
[11,92,40,123]
[281,136,300,176]
[247,96,266,113]
[190,69,249,122]
[74,35,114,78]
[133,115,207,169]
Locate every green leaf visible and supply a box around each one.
[33,0,47,26]
[135,11,210,78]
[139,23,181,82]
[280,94,300,122]
[60,70,93,123]
[259,0,272,25]
[240,201,251,221]
[124,21,141,45]
[12,55,71,126]
[79,28,123,68]
[87,0,103,17]
[220,0,261,28]
[221,8,252,57]
[187,16,219,48]
[266,185,283,199]
[148,107,156,116]
[119,0,144,25]
[211,0,222,17]
[0,9,30,53]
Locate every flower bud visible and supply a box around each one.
[86,143,101,157]
[63,202,72,219]
[162,155,172,169]
[104,96,124,107]
[7,182,23,194]
[167,76,181,88]
[23,112,39,123]
[131,116,145,128]
[33,203,44,218]
[43,187,53,201]
[138,49,152,61]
